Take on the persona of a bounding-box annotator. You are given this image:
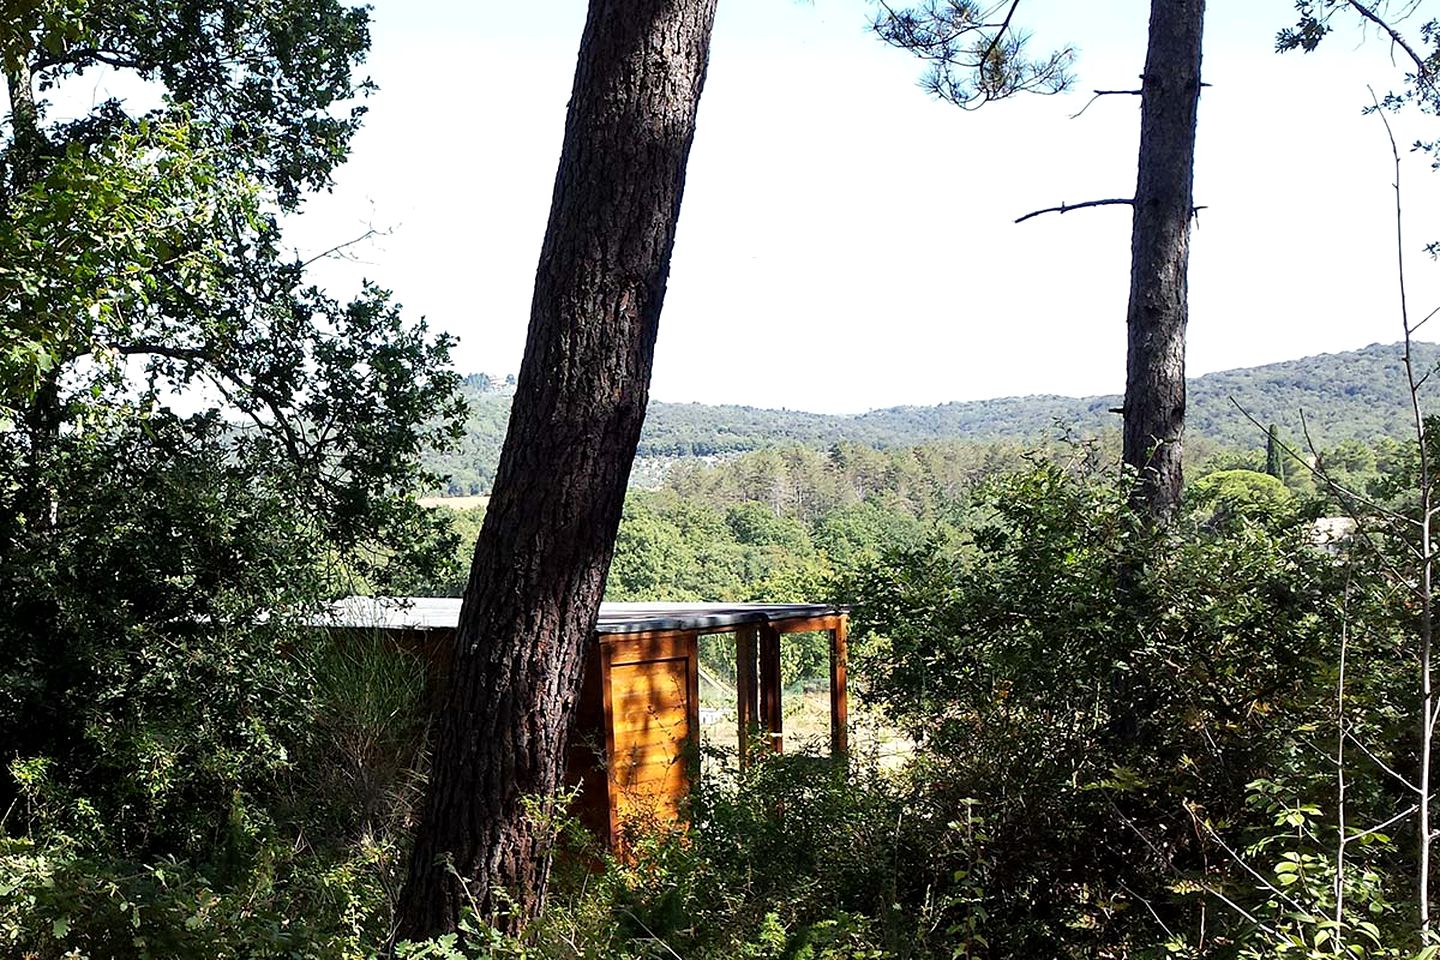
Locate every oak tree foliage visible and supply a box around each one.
[0,0,465,854]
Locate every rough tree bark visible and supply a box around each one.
[5,71,41,191]
[395,0,718,938]
[4,53,60,535]
[1122,0,1206,521]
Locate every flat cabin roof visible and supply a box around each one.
[319,596,846,637]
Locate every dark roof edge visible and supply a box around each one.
[594,604,847,636]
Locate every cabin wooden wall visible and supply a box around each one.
[342,623,695,845]
[596,631,699,841]
[335,612,847,848]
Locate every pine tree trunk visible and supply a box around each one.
[1122,0,1206,521]
[395,0,718,938]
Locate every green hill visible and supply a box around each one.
[430,342,1439,495]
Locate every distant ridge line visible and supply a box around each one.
[429,341,1439,495]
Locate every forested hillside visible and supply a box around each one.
[432,342,1438,494]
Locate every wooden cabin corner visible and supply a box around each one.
[317,598,850,848]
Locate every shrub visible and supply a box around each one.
[841,462,1354,956]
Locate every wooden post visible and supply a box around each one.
[735,625,759,765]
[830,616,849,756]
[759,623,783,753]
[597,640,620,846]
[684,629,701,781]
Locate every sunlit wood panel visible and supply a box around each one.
[607,652,693,829]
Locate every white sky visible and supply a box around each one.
[45,0,1440,414]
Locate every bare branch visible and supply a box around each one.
[1345,1,1432,88]
[1230,399,1415,530]
[1103,795,1279,937]
[1368,82,1436,937]
[1231,399,1423,607]
[1186,804,1309,915]
[1349,803,1421,843]
[1297,728,1422,795]
[1070,88,1140,120]
[1014,197,1133,223]
[300,225,386,268]
[1336,575,1350,931]
[1300,407,1420,533]
[1347,731,1423,794]
[1116,881,1176,941]
[1411,303,1440,336]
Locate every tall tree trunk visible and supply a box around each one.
[4,54,59,535]
[395,0,718,939]
[1122,0,1206,522]
[4,58,43,197]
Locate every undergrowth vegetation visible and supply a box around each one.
[5,452,1431,958]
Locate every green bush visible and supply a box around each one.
[840,462,1370,956]
[0,631,433,960]
[0,415,316,857]
[7,451,1430,960]
[0,832,395,959]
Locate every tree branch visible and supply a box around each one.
[1186,803,1310,915]
[112,342,209,363]
[977,0,1023,75]
[1348,731,1423,795]
[1014,197,1132,223]
[300,225,386,268]
[1070,88,1141,120]
[1230,398,1416,529]
[1351,803,1421,842]
[108,340,314,468]
[1344,1,1432,87]
[875,0,1026,61]
[1298,406,1419,532]
[33,46,153,72]
[1411,303,1440,336]
[1103,794,1279,937]
[872,0,1072,109]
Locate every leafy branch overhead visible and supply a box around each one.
[0,0,374,206]
[1277,3,1440,253]
[0,0,466,572]
[0,0,477,915]
[0,119,255,403]
[871,0,1075,109]
[1279,1,1440,114]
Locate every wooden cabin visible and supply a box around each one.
[320,598,850,845]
